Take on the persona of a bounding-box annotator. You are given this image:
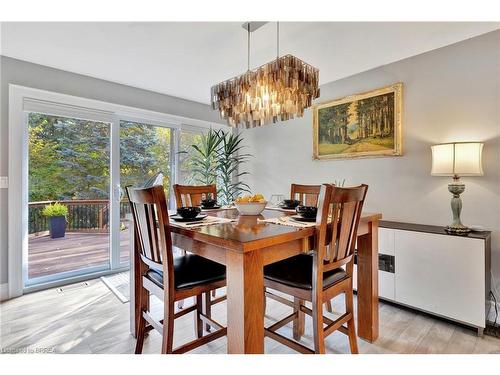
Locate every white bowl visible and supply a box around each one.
[234,201,267,216]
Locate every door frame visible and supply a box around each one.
[8,84,223,298]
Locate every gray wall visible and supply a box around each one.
[0,56,224,284]
[243,30,500,292]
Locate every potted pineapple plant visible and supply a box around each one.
[42,202,68,239]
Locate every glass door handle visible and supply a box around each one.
[115,184,124,203]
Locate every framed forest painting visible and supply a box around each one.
[313,83,402,160]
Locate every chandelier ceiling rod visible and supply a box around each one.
[247,23,251,71]
[276,21,279,59]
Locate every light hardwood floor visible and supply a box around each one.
[1,278,499,354]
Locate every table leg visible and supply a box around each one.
[356,220,379,342]
[226,250,264,354]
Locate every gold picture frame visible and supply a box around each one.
[313,83,403,160]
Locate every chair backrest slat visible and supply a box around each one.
[316,184,368,272]
[335,201,357,261]
[146,203,161,263]
[173,184,217,208]
[136,204,153,261]
[328,202,341,262]
[290,184,321,206]
[126,185,174,290]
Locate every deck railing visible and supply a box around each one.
[29,200,131,235]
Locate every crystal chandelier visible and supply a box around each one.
[210,22,320,128]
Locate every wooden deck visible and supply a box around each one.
[28,229,130,279]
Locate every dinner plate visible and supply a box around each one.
[289,215,316,223]
[171,214,208,222]
[279,205,298,210]
[201,205,221,210]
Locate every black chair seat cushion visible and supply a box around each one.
[145,253,226,290]
[264,253,347,290]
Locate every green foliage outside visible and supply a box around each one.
[42,202,68,218]
[119,122,171,199]
[28,114,173,202]
[29,113,110,201]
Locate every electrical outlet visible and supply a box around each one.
[0,176,8,189]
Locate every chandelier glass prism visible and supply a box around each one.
[210,23,320,128]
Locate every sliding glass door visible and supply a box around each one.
[118,121,173,266]
[178,127,204,185]
[24,110,205,289]
[9,86,221,296]
[27,113,112,285]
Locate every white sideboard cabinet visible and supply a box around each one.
[353,221,491,335]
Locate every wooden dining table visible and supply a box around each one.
[130,208,381,354]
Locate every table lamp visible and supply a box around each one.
[431,142,484,234]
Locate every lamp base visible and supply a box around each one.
[446,176,470,235]
[445,224,471,235]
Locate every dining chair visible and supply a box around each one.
[127,184,227,354]
[288,183,336,312]
[264,183,368,354]
[173,184,217,208]
[290,183,321,206]
[172,183,223,330]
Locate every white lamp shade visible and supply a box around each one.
[431,142,484,176]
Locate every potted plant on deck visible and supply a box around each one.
[42,202,68,239]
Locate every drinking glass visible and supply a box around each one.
[270,194,285,207]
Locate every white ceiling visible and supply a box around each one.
[1,22,498,104]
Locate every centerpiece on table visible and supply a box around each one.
[234,193,267,216]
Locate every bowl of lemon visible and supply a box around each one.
[234,194,267,215]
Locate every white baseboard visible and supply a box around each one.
[487,300,500,325]
[0,283,8,301]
